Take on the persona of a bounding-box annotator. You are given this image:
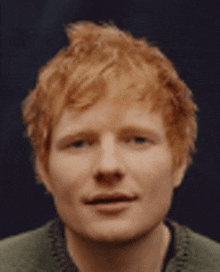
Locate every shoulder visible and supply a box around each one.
[168,220,220,272]
[0,219,56,272]
[187,225,220,270]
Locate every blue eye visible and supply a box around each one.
[72,140,85,148]
[133,137,147,144]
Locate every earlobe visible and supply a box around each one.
[36,157,53,194]
[173,161,188,189]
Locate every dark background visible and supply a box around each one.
[1,0,220,241]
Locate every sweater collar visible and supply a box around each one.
[48,217,190,272]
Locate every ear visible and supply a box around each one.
[172,160,188,189]
[35,156,54,194]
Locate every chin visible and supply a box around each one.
[63,209,165,245]
[78,221,153,245]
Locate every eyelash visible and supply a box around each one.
[71,140,88,148]
[70,137,149,149]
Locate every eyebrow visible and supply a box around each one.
[56,130,96,148]
[120,126,163,143]
[55,125,162,147]
[120,126,161,137]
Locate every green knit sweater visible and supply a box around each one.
[0,218,220,272]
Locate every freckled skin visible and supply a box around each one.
[38,97,186,244]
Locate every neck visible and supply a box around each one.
[65,222,170,272]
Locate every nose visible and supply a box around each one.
[93,133,125,183]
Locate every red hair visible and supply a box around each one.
[22,21,198,174]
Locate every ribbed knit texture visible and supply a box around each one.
[0,218,220,271]
[48,218,77,272]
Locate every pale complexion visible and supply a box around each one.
[37,96,187,272]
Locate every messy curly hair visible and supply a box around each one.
[22,21,198,176]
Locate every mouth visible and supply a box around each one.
[85,193,137,214]
[86,193,137,205]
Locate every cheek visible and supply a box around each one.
[48,153,92,201]
[49,151,92,181]
[125,149,174,196]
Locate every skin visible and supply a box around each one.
[37,77,187,272]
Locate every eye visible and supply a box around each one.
[123,136,149,146]
[71,140,87,149]
[133,137,147,145]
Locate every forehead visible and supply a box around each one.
[52,63,164,136]
[52,98,166,140]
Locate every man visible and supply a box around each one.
[0,21,219,272]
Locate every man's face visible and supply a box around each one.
[39,95,186,244]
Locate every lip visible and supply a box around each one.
[86,192,137,204]
[85,193,137,214]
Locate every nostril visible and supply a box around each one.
[95,171,123,182]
